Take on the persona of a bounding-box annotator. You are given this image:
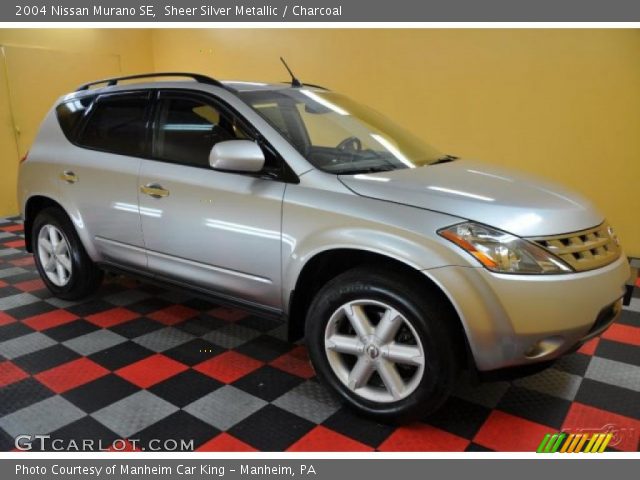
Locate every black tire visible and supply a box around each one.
[32,207,103,300]
[305,267,460,422]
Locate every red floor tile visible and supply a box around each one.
[194,351,262,383]
[562,402,640,452]
[115,354,188,388]
[35,358,109,393]
[0,280,6,288]
[208,307,248,322]
[148,305,198,325]
[23,310,78,331]
[1,225,23,232]
[197,433,258,452]
[601,323,640,347]
[288,426,374,452]
[270,345,315,379]
[0,311,15,326]
[578,338,599,356]
[473,411,552,452]
[4,239,25,249]
[14,279,45,292]
[10,256,35,267]
[0,361,28,388]
[378,423,469,452]
[86,308,138,328]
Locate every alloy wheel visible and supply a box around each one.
[324,299,425,403]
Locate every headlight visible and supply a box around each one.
[438,222,573,274]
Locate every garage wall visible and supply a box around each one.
[0,29,637,257]
[151,29,640,257]
[0,29,153,217]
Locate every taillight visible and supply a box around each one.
[20,151,28,163]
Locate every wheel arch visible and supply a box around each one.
[286,247,471,369]
[23,195,96,260]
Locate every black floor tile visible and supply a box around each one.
[322,408,395,448]
[88,341,155,371]
[0,378,54,416]
[230,405,314,451]
[497,386,571,429]
[575,378,640,420]
[13,344,80,374]
[62,374,139,414]
[137,411,219,451]
[150,370,222,408]
[233,366,303,402]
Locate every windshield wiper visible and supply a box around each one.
[339,165,396,175]
[432,154,459,165]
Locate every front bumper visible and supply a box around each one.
[426,254,630,371]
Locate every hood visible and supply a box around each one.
[339,160,603,237]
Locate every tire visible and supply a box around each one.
[305,267,460,422]
[32,207,103,300]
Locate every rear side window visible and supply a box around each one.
[77,93,149,157]
[56,96,94,141]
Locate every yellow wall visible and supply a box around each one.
[152,29,640,257]
[1,29,638,257]
[0,29,153,216]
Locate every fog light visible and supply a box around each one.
[524,336,564,359]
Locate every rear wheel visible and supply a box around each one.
[32,207,103,300]
[305,267,459,422]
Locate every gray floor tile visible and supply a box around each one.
[0,292,39,310]
[91,391,178,438]
[586,357,640,392]
[184,385,266,430]
[0,332,57,359]
[0,267,27,279]
[0,396,85,438]
[202,324,260,349]
[63,329,127,356]
[132,327,195,352]
[273,380,341,423]
[514,368,583,401]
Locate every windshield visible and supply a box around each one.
[239,89,443,174]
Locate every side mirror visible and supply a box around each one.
[209,140,265,173]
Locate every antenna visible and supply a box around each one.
[280,57,303,87]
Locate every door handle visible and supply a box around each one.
[140,183,170,199]
[60,170,78,184]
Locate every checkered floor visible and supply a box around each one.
[0,216,638,452]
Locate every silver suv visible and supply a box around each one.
[18,72,630,420]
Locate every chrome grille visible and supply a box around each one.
[531,223,621,272]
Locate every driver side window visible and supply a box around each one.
[153,95,251,168]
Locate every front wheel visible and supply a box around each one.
[305,267,460,422]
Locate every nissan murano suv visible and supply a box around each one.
[18,73,630,420]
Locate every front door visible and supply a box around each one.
[138,91,285,310]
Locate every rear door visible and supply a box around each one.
[60,91,151,269]
[138,90,285,310]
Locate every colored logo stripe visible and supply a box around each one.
[537,432,613,453]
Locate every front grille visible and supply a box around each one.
[531,223,621,272]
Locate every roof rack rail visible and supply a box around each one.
[76,72,226,91]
